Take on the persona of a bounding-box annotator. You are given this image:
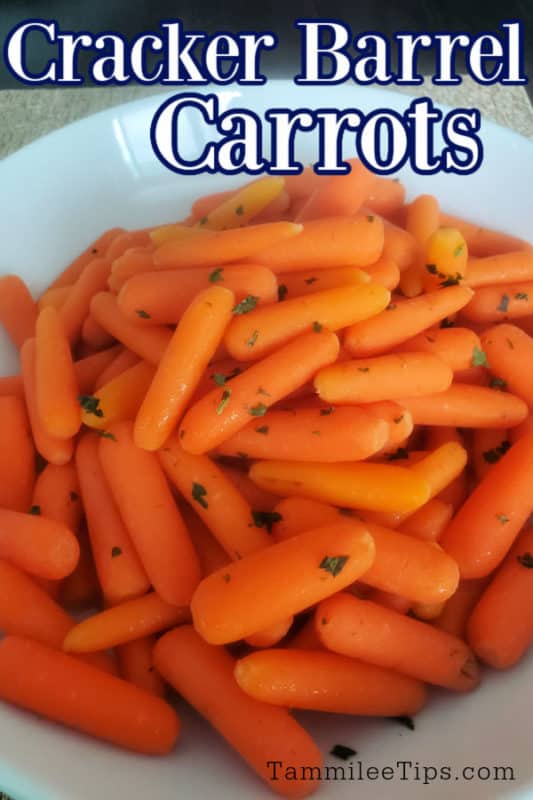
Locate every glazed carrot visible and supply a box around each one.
[270,496,341,542]
[472,429,509,481]
[34,307,80,439]
[105,230,152,260]
[248,215,383,272]
[179,503,230,576]
[510,415,533,444]
[0,636,179,754]
[317,592,479,691]
[20,339,74,465]
[425,425,464,448]
[32,462,83,533]
[154,626,322,798]
[225,283,390,361]
[159,435,270,559]
[481,324,533,408]
[221,464,279,511]
[60,527,101,611]
[99,421,201,605]
[235,648,426,715]
[439,212,531,257]
[366,176,406,218]
[107,247,156,292]
[462,281,533,323]
[74,345,121,394]
[422,227,468,291]
[400,195,440,296]
[118,264,277,324]
[117,636,165,697]
[191,520,375,644]
[284,167,322,203]
[315,353,452,404]
[398,384,528,429]
[82,361,155,430]
[179,329,340,454]
[408,442,468,504]
[46,228,124,291]
[0,396,34,512]
[411,601,446,621]
[440,432,533,577]
[0,507,79,579]
[135,286,235,451]
[467,528,533,668]
[75,435,150,605]
[245,617,294,649]
[296,160,376,221]
[59,257,112,344]
[344,285,474,356]
[381,220,417,270]
[433,578,488,638]
[250,460,430,513]
[362,401,414,453]
[81,314,114,350]
[94,347,139,390]
[0,275,37,348]
[276,267,369,301]
[367,589,411,615]
[38,285,70,312]
[64,592,189,653]
[154,221,301,270]
[363,258,401,290]
[398,498,454,542]
[395,327,482,372]
[216,406,388,463]
[200,176,285,229]
[0,375,24,399]
[466,252,533,287]
[90,292,172,364]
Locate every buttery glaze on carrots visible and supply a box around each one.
[0,166,532,798]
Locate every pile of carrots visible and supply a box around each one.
[1,162,533,798]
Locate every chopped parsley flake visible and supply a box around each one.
[255,425,269,435]
[249,403,268,417]
[209,268,224,283]
[278,284,288,302]
[320,407,335,416]
[235,205,244,216]
[246,329,259,348]
[111,546,122,558]
[135,309,151,319]
[233,295,259,314]
[216,389,232,415]
[251,510,282,533]
[29,505,41,516]
[79,395,104,418]
[319,555,349,577]
[496,513,509,525]
[192,482,208,509]
[517,553,533,568]
[489,377,507,391]
[482,440,510,464]
[472,346,489,368]
[313,321,323,333]
[497,294,510,313]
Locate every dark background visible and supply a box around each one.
[0,0,531,98]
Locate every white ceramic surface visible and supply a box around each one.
[0,82,532,800]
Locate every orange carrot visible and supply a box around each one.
[105,230,152,260]
[0,507,79,580]
[440,432,533,577]
[90,292,172,364]
[317,592,479,691]
[363,401,414,453]
[344,285,474,356]
[235,648,426,716]
[0,636,179,754]
[381,220,417,270]
[93,347,139,390]
[275,266,370,300]
[439,212,531,257]
[191,520,375,644]
[46,228,124,291]
[465,252,533,287]
[510,414,533,444]
[60,527,101,611]
[34,306,80,439]
[367,589,411,615]
[296,160,376,221]
[99,421,201,605]
[422,227,468,291]
[225,283,390,361]
[245,617,294,649]
[179,329,339,454]
[0,275,37,348]
[363,258,401,290]
[154,626,322,798]
[216,406,388,463]
[38,285,71,312]
[400,194,440,296]
[398,383,528,429]
[433,578,488,638]
[74,345,121,394]
[0,396,34,512]
[270,497,341,542]
[249,215,383,272]
[107,247,156,293]
[472,429,510,480]
[398,498,454,542]
[0,375,24,399]
[64,592,189,653]
[287,617,323,650]
[199,176,286,229]
[59,257,112,344]
[462,281,533,323]
[75,435,150,605]
[220,464,279,511]
[481,324,533,408]
[117,636,165,697]
[366,177,406,218]
[81,314,114,350]
[82,360,155,430]
[135,286,235,451]
[118,264,277,324]
[179,503,230,577]
[20,339,74,465]
[395,327,482,372]
[159,435,270,559]
[32,462,83,533]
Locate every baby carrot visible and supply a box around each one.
[250,215,383,272]
[0,275,37,349]
[344,285,473,356]
[60,527,101,611]
[245,617,294,649]
[118,264,277,324]
[81,314,114,350]
[433,578,488,638]
[46,228,124,291]
[154,626,322,798]
[381,220,418,270]
[90,292,172,364]
[439,213,531,257]
[398,384,528,429]
[462,281,533,323]
[221,464,279,511]
[440,432,533,577]
[74,345,121,394]
[82,360,155,430]
[179,503,231,576]
[35,306,80,439]
[59,257,112,344]
[467,528,533,668]
[32,462,83,533]
[20,339,74,465]
[117,636,165,697]
[362,401,414,453]
[225,283,390,361]
[159,435,270,559]
[64,592,190,653]
[135,286,235,451]
[191,520,375,644]
[0,507,79,580]
[235,648,426,716]
[250,460,430,513]
[0,636,179,755]
[315,353,452,404]
[75,435,150,605]
[366,176,406,218]
[0,375,24,399]
[481,324,533,408]
[367,589,411,615]
[466,251,533,287]
[472,429,509,481]
[93,347,139,390]
[215,406,388,463]
[287,617,323,650]
[105,230,152,260]
[398,498,454,542]
[395,327,482,372]
[275,266,370,300]
[0,396,34,512]
[107,247,155,293]
[296,160,376,221]
[400,194,440,296]
[179,329,339,454]
[99,421,201,605]
[154,221,301,269]
[199,176,285,229]
[363,258,401,290]
[423,227,468,291]
[38,285,70,312]
[317,592,479,692]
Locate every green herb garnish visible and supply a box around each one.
[192,482,208,509]
[216,389,232,415]
[497,294,510,313]
[251,510,282,533]
[278,284,288,302]
[135,309,151,319]
[209,267,224,283]
[482,440,510,464]
[247,329,259,348]
[319,555,349,577]
[312,321,323,333]
[255,425,269,435]
[249,403,267,417]
[79,395,104,418]
[233,295,259,315]
[111,546,122,558]
[472,346,489,368]
[29,505,41,516]
[517,553,533,568]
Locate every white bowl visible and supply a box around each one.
[0,82,532,800]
